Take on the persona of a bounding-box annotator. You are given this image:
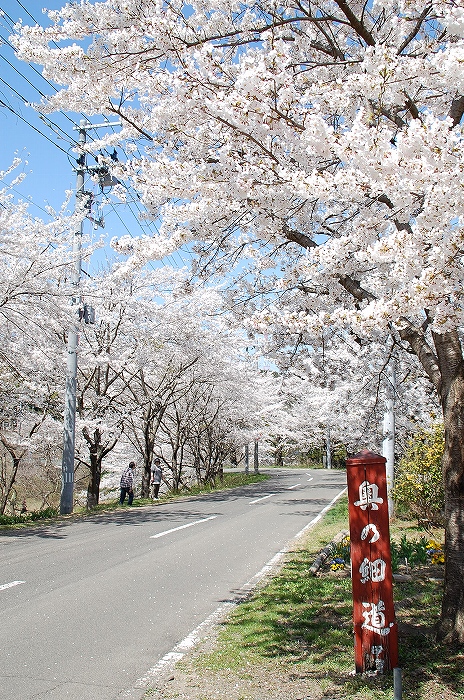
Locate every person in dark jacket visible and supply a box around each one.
[120,461,136,505]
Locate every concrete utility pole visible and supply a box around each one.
[244,444,249,475]
[326,428,332,469]
[60,119,121,515]
[382,360,396,518]
[60,120,87,515]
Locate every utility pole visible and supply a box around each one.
[326,428,332,469]
[60,120,87,515]
[382,360,396,518]
[60,119,121,515]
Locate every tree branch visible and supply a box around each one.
[338,274,376,302]
[397,5,433,55]
[283,223,316,249]
[398,318,441,391]
[449,95,464,127]
[332,0,375,46]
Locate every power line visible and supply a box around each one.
[12,0,38,25]
[0,93,73,157]
[91,120,190,269]
[0,56,165,255]
[1,4,191,272]
[0,52,81,148]
[0,29,82,144]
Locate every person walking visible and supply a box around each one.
[120,461,136,505]
[151,458,163,500]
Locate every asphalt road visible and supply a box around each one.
[0,468,347,700]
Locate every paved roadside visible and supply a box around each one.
[122,483,348,700]
[0,468,346,700]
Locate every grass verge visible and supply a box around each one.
[155,497,463,700]
[87,471,270,512]
[0,472,270,528]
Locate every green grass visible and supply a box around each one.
[185,495,463,700]
[174,471,270,495]
[0,506,59,527]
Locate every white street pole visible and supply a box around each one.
[382,360,396,518]
[60,120,87,515]
[326,428,332,469]
[254,439,259,474]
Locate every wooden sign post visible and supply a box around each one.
[346,450,398,674]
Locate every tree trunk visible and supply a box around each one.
[274,443,284,467]
[83,426,118,509]
[254,440,259,474]
[434,341,464,643]
[84,428,103,509]
[139,400,166,498]
[141,454,152,499]
[0,439,25,515]
[397,325,464,642]
[0,456,21,515]
[141,468,151,498]
[86,452,102,509]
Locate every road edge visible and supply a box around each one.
[118,486,348,699]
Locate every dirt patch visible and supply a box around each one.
[146,561,458,700]
[151,660,329,700]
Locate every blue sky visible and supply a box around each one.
[0,0,77,212]
[0,0,190,274]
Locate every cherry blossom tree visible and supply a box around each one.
[14,0,464,642]
[162,345,275,487]
[124,360,199,496]
[74,265,187,506]
[0,162,74,511]
[268,336,439,466]
[120,281,276,492]
[76,267,273,501]
[0,161,72,373]
[74,282,134,509]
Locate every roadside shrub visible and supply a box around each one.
[29,506,58,520]
[392,423,444,526]
[390,535,445,572]
[0,513,28,526]
[325,533,445,573]
[0,506,58,526]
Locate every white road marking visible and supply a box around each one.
[127,485,348,697]
[0,580,25,591]
[130,550,287,695]
[150,515,217,539]
[129,599,236,695]
[286,483,302,490]
[293,487,348,539]
[249,494,275,505]
[307,477,313,482]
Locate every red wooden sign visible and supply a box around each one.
[346,450,398,674]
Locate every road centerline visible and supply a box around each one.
[286,483,302,490]
[0,580,25,591]
[150,515,217,539]
[249,494,275,505]
[130,485,348,697]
